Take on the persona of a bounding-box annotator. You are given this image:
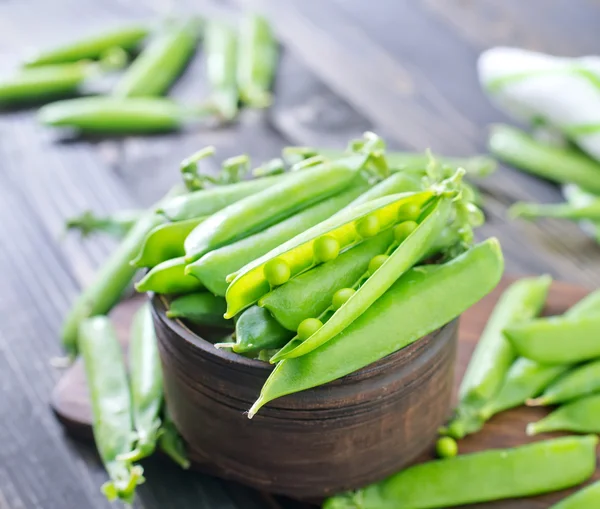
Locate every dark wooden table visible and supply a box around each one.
[2,1,600,508]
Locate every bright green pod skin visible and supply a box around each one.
[477,358,569,421]
[186,185,367,296]
[136,256,203,295]
[248,238,504,417]
[158,406,190,469]
[120,303,162,462]
[529,359,600,407]
[489,124,600,194]
[157,175,286,222]
[0,63,90,105]
[184,155,367,262]
[132,217,205,268]
[260,229,394,331]
[78,317,143,503]
[505,315,600,364]
[38,97,193,134]
[550,481,600,509]
[324,436,598,509]
[272,196,453,361]
[225,189,435,319]
[527,393,600,435]
[237,14,278,108]
[61,198,175,355]
[205,20,238,121]
[24,25,148,67]
[231,306,293,354]
[113,20,200,97]
[444,275,552,438]
[166,293,230,328]
[566,287,600,318]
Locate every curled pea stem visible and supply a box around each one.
[220,154,250,184]
[181,146,216,191]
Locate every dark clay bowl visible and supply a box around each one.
[152,294,458,499]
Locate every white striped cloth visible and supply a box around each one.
[478,47,600,162]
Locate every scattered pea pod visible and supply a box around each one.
[158,406,190,469]
[186,184,367,296]
[237,14,278,108]
[205,20,238,121]
[78,317,143,503]
[156,174,286,222]
[66,209,142,238]
[216,305,292,354]
[114,20,200,97]
[118,303,162,462]
[249,238,504,417]
[166,293,230,328]
[505,315,600,364]
[562,183,600,242]
[565,287,600,318]
[261,229,395,331]
[443,275,551,438]
[61,188,182,355]
[225,188,435,319]
[185,155,368,262]
[323,436,598,509]
[0,62,93,106]
[488,124,600,194]
[550,481,600,509]
[38,96,201,134]
[509,199,600,221]
[271,195,453,362]
[527,393,600,435]
[132,217,205,268]
[23,25,148,67]
[136,256,203,295]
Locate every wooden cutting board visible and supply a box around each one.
[51,277,599,508]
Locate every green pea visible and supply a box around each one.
[397,202,421,221]
[436,437,458,459]
[313,235,340,263]
[264,258,290,287]
[393,221,418,243]
[332,288,356,310]
[356,215,380,238]
[368,254,389,275]
[297,318,323,340]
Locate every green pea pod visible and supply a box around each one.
[444,275,551,438]
[261,229,395,331]
[550,481,600,509]
[78,317,143,503]
[132,217,205,268]
[489,124,600,194]
[324,436,598,509]
[271,196,453,362]
[118,303,162,462]
[237,14,278,108]
[563,184,600,242]
[185,155,367,263]
[24,25,148,67]
[249,238,504,417]
[309,148,497,177]
[61,188,182,355]
[186,184,367,296]
[157,175,286,222]
[205,20,238,121]
[158,406,190,469]
[477,358,569,420]
[38,96,199,134]
[225,189,435,319]
[528,393,600,435]
[0,62,92,106]
[529,359,600,407]
[565,287,600,318]
[114,20,200,97]
[66,209,142,238]
[217,305,293,354]
[166,293,230,328]
[136,256,203,295]
[509,200,600,221]
[505,315,600,364]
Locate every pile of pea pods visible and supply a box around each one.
[0,13,277,133]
